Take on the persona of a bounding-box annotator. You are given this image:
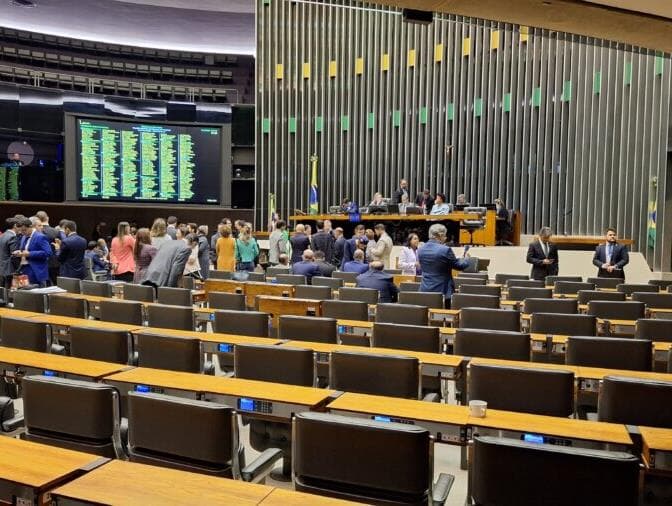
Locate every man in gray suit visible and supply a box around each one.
[141,239,191,288]
[0,218,20,289]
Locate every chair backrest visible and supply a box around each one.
[507,287,552,301]
[617,283,659,296]
[458,272,489,280]
[375,303,428,326]
[586,277,624,289]
[397,291,444,309]
[13,290,46,313]
[276,274,307,286]
[70,326,131,364]
[451,294,500,310]
[135,332,203,373]
[495,273,528,285]
[454,329,531,361]
[459,284,502,297]
[80,280,113,298]
[577,289,626,304]
[649,279,672,289]
[321,300,368,321]
[506,279,545,289]
[598,375,672,428]
[454,278,487,290]
[529,313,597,336]
[545,275,582,285]
[48,294,87,318]
[0,316,49,352]
[123,283,155,303]
[468,363,574,417]
[235,344,314,386]
[127,392,236,475]
[278,315,337,344]
[265,266,291,278]
[553,281,595,295]
[631,292,672,309]
[586,300,646,320]
[565,336,652,371]
[22,375,120,457]
[208,291,247,311]
[213,309,269,337]
[294,284,333,300]
[146,304,194,331]
[332,271,358,283]
[246,272,266,282]
[181,276,194,290]
[372,323,441,353]
[635,318,672,342]
[56,276,81,293]
[208,270,233,280]
[338,287,379,304]
[471,435,640,506]
[157,287,192,307]
[384,269,402,275]
[312,276,344,289]
[522,298,578,315]
[399,281,421,292]
[330,352,420,399]
[459,308,521,332]
[293,412,431,504]
[99,299,144,325]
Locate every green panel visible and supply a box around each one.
[262,118,271,133]
[315,116,323,132]
[341,115,349,131]
[593,71,602,95]
[561,81,572,102]
[624,62,633,85]
[532,87,542,107]
[392,110,401,127]
[367,112,375,129]
[503,93,512,112]
[447,103,454,121]
[288,117,297,133]
[474,98,483,117]
[419,107,428,124]
[655,54,664,76]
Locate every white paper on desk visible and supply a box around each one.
[27,286,67,294]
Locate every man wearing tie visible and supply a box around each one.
[592,227,629,279]
[526,227,559,281]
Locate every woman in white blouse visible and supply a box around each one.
[398,233,421,275]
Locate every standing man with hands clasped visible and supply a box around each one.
[526,227,559,281]
[593,227,629,279]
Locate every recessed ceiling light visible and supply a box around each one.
[11,0,37,7]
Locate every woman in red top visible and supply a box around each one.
[110,221,136,282]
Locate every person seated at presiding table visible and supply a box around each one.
[429,193,452,215]
[343,249,369,275]
[314,250,335,277]
[369,192,386,206]
[356,261,399,303]
[291,249,321,283]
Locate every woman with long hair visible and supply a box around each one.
[234,224,259,272]
[132,227,157,283]
[150,217,172,250]
[215,225,236,272]
[183,233,202,279]
[110,221,136,282]
[398,232,421,275]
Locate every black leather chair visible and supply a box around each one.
[293,412,453,505]
[586,300,646,320]
[0,317,53,352]
[458,272,489,280]
[617,283,659,296]
[265,266,291,278]
[587,277,624,289]
[649,279,672,290]
[577,289,626,304]
[668,349,672,373]
[123,283,155,303]
[278,315,337,344]
[530,313,597,336]
[470,435,639,506]
[99,299,144,326]
[181,276,194,290]
[553,281,595,295]
[127,391,282,480]
[146,304,194,331]
[398,291,444,309]
[294,285,333,300]
[157,287,192,307]
[21,375,124,457]
[468,363,574,417]
[494,273,528,285]
[522,298,578,315]
[338,287,379,304]
[70,326,132,365]
[213,309,269,337]
[598,375,672,428]
[454,329,530,361]
[48,294,87,318]
[312,277,344,289]
[399,281,421,292]
[450,294,500,310]
[12,290,46,313]
[375,303,428,326]
[635,318,672,342]
[459,284,502,297]
[506,279,544,289]
[459,308,520,332]
[276,274,307,286]
[321,300,368,321]
[56,276,81,293]
[80,280,113,298]
[332,271,358,283]
[372,323,441,353]
[208,270,233,280]
[134,332,212,374]
[246,272,266,282]
[632,292,672,309]
[454,278,487,290]
[545,275,582,285]
[507,287,552,301]
[208,292,247,311]
[565,336,652,371]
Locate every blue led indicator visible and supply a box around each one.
[523,433,545,444]
[373,415,391,422]
[43,370,56,377]
[239,398,255,411]
[135,385,151,393]
[218,343,233,353]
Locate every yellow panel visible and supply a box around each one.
[381,53,390,72]
[275,63,284,80]
[434,43,444,62]
[462,37,471,57]
[490,30,500,50]
[329,60,337,78]
[355,57,364,75]
[520,26,529,43]
[407,49,416,67]
[302,62,310,79]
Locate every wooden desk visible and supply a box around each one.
[0,434,107,505]
[104,367,336,420]
[204,278,246,295]
[51,460,273,506]
[468,357,581,375]
[641,426,672,472]
[576,366,672,383]
[256,295,321,328]
[0,307,45,319]
[596,318,637,336]
[133,327,283,354]
[552,236,634,249]
[26,313,143,333]
[246,282,295,308]
[327,392,470,444]
[260,488,362,505]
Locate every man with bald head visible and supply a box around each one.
[291,248,321,284]
[356,261,399,303]
[290,224,310,264]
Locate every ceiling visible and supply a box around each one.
[0,0,255,55]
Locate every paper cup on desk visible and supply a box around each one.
[469,400,487,418]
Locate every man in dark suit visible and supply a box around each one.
[332,227,346,267]
[390,178,410,205]
[310,220,335,264]
[14,217,52,286]
[314,251,335,277]
[592,227,629,279]
[0,218,20,289]
[415,189,435,213]
[341,224,366,269]
[526,227,559,281]
[356,261,399,303]
[343,249,369,274]
[418,224,470,301]
[291,249,321,284]
[36,210,59,285]
[55,220,87,280]
[290,224,311,264]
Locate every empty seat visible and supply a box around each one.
[0,317,51,352]
[459,284,502,297]
[375,303,428,326]
[398,291,444,309]
[522,298,578,315]
[246,272,266,282]
[276,274,307,286]
[648,279,672,289]
[587,277,624,289]
[213,310,269,337]
[312,277,344,289]
[471,435,639,506]
[635,318,672,342]
[208,292,246,311]
[565,336,652,371]
[454,329,531,361]
[598,375,672,428]
[632,292,672,309]
[577,290,626,304]
[146,304,194,331]
[507,287,552,301]
[399,281,421,292]
[265,266,292,278]
[157,287,192,307]
[457,272,489,280]
[99,299,143,325]
[123,283,155,303]
[135,332,211,373]
[332,271,358,283]
[278,315,337,344]
[338,287,379,304]
[553,281,595,295]
[48,294,87,318]
[321,300,368,321]
[80,280,113,298]
[451,294,500,310]
[459,308,520,332]
[22,375,124,457]
[617,283,658,296]
[545,275,582,285]
[384,269,402,275]
[56,277,81,293]
[13,290,46,313]
[294,285,332,300]
[506,279,545,289]
[70,326,132,364]
[182,276,194,290]
[208,270,232,280]
[587,301,646,320]
[455,278,487,290]
[495,273,528,285]
[530,313,597,336]
[372,323,441,353]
